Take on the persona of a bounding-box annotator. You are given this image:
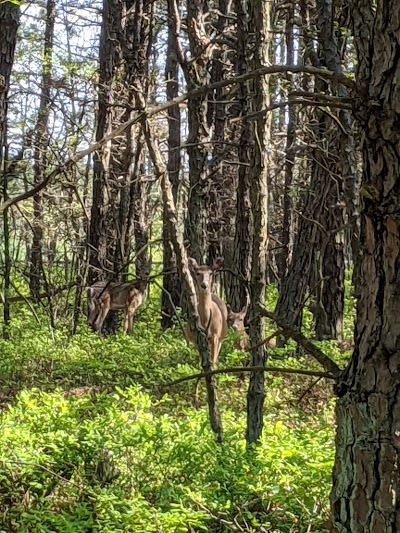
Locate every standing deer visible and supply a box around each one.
[86,279,148,335]
[186,257,228,368]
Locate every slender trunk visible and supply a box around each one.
[139,107,223,441]
[279,3,295,281]
[246,0,271,444]
[162,6,181,329]
[0,1,20,338]
[228,0,253,312]
[29,0,56,301]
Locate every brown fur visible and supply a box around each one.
[186,257,228,368]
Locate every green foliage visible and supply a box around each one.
[0,288,342,532]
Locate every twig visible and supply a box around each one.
[1,459,87,491]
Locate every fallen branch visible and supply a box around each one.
[257,304,342,377]
[160,365,335,389]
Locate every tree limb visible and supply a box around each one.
[160,365,335,389]
[257,304,342,377]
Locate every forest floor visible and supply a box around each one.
[0,286,353,532]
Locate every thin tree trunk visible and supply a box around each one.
[245,0,271,444]
[29,0,56,302]
[162,5,181,329]
[278,3,296,282]
[0,1,20,338]
[228,0,253,312]
[139,104,223,442]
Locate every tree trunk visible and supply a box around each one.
[331,1,400,530]
[29,0,56,302]
[183,0,213,263]
[162,4,181,329]
[278,3,296,282]
[0,1,20,338]
[88,0,154,332]
[228,0,253,312]
[139,105,223,442]
[245,0,271,445]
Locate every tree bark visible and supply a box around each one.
[331,1,400,530]
[245,0,271,445]
[183,0,213,263]
[0,1,20,338]
[162,4,181,329]
[228,0,253,312]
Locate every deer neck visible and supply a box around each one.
[196,288,213,326]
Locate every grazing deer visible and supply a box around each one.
[86,279,148,335]
[186,257,228,369]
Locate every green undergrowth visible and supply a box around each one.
[0,285,351,532]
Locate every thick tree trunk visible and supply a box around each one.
[331,1,400,530]
[245,0,271,445]
[88,0,153,332]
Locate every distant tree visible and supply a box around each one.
[29,0,56,312]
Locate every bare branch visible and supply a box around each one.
[257,304,342,377]
[160,365,335,389]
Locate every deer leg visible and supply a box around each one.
[126,309,134,334]
[94,301,110,335]
[123,308,130,334]
[210,335,220,370]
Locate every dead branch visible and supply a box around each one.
[257,304,342,377]
[161,365,335,389]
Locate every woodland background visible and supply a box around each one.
[1,0,399,531]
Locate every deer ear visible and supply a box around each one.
[226,304,232,315]
[188,257,198,271]
[213,257,224,270]
[241,305,248,316]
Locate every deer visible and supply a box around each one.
[227,303,277,351]
[86,278,148,335]
[186,257,228,369]
[227,304,250,350]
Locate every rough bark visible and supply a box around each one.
[245,0,271,445]
[0,1,19,154]
[228,0,253,312]
[183,0,213,263]
[162,5,181,329]
[331,1,400,530]
[0,1,20,338]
